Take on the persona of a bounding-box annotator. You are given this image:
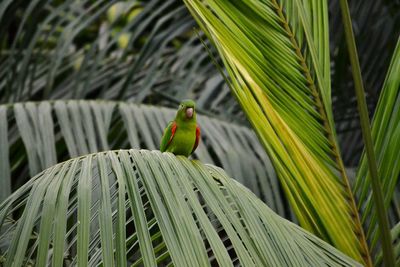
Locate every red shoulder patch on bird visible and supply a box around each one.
[191,126,201,154]
[167,122,177,146]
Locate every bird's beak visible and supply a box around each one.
[186,107,194,118]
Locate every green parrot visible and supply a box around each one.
[160,99,200,157]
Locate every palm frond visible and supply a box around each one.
[183,0,371,263]
[0,106,11,202]
[330,0,400,166]
[0,100,287,218]
[0,149,362,266]
[376,221,400,266]
[354,38,400,261]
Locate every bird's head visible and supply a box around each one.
[176,99,196,121]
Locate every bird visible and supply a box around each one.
[160,99,200,157]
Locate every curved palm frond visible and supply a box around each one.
[183,0,371,264]
[0,100,287,218]
[354,38,400,262]
[0,149,362,266]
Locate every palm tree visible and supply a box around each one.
[0,0,398,266]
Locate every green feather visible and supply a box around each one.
[160,121,174,152]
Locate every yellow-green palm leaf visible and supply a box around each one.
[183,0,370,264]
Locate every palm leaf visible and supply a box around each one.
[0,106,11,201]
[354,38,400,261]
[376,221,400,266]
[330,0,400,166]
[183,0,370,264]
[0,149,361,266]
[0,100,286,218]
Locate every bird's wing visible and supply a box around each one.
[160,121,177,152]
[191,126,201,154]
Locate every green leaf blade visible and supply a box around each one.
[0,149,362,266]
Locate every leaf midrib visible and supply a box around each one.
[270,1,371,265]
